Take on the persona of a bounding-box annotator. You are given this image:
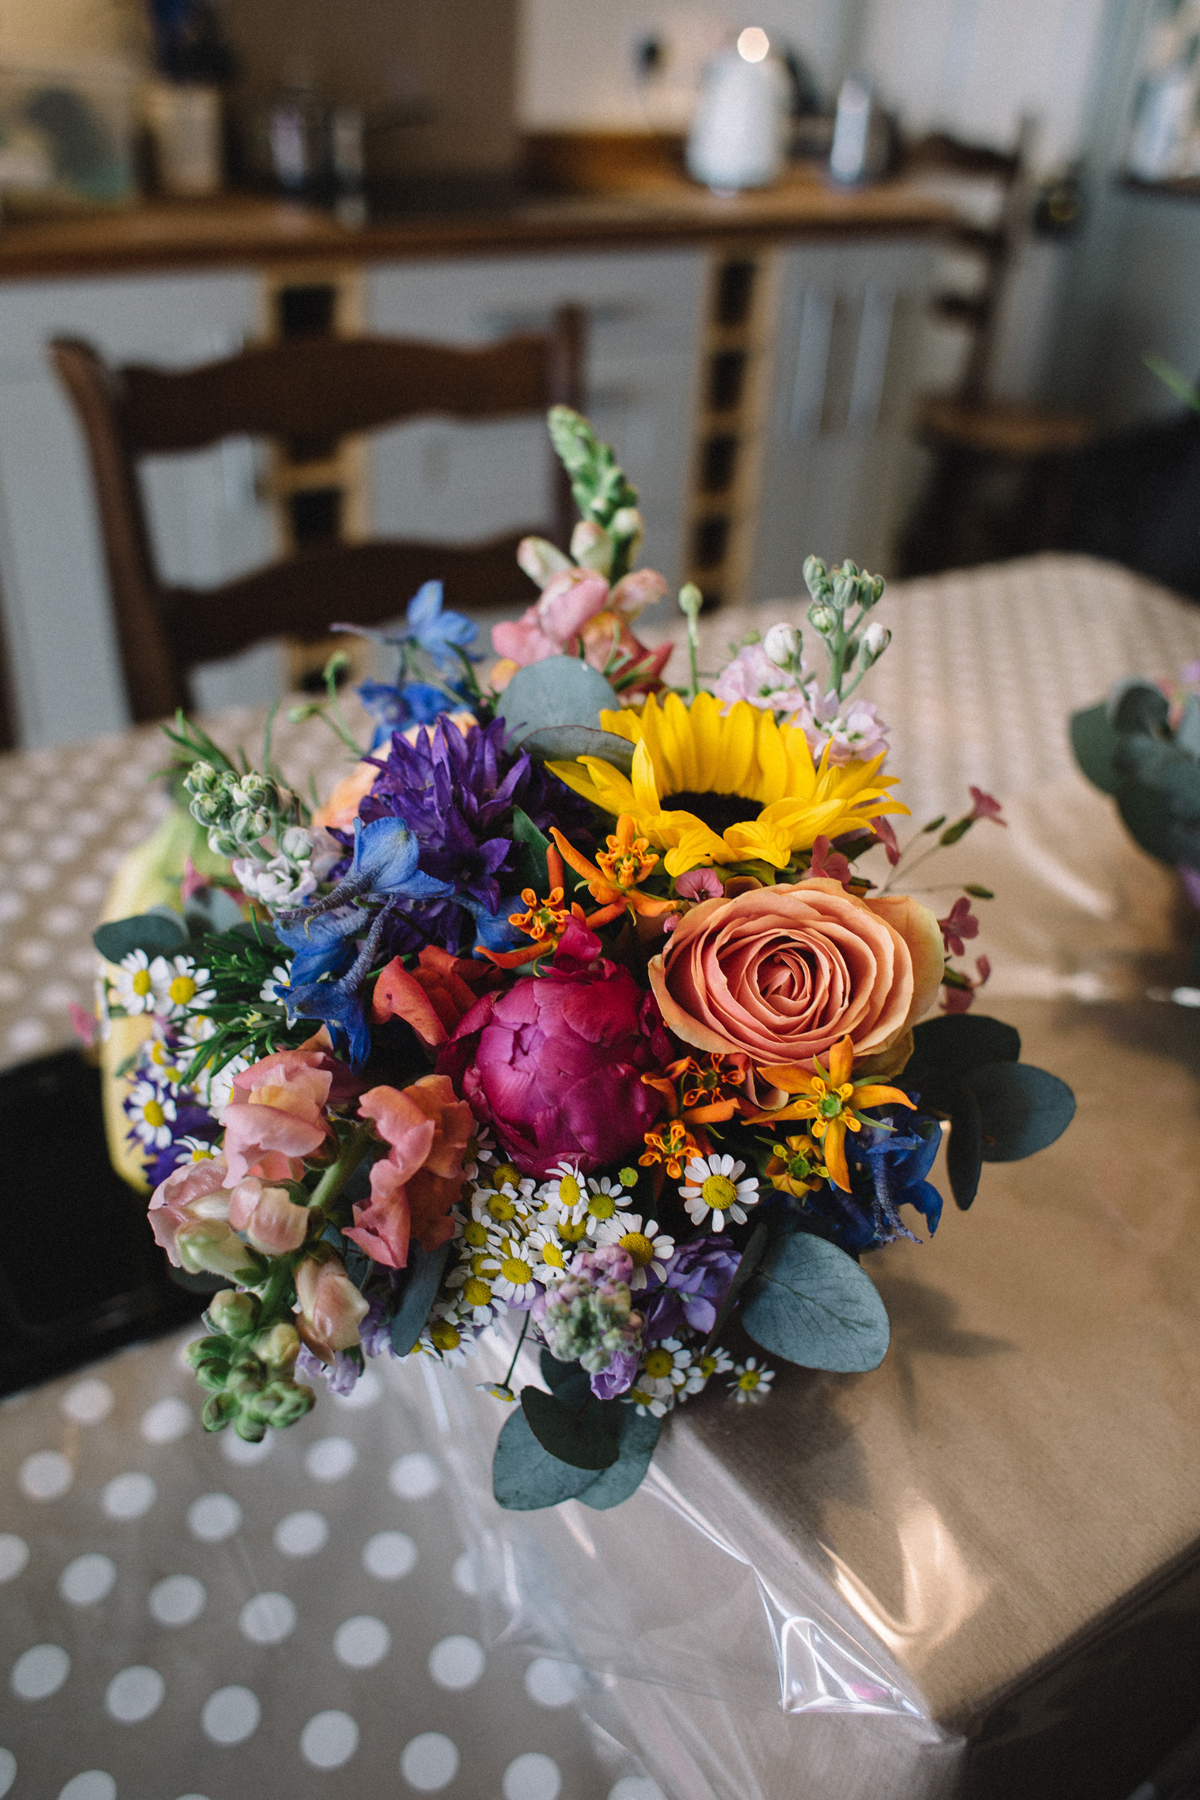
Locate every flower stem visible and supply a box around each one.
[501,1311,530,1390]
[309,1120,376,1215]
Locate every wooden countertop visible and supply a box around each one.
[0,170,952,282]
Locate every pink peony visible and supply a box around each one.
[439,945,670,1179]
[344,1075,474,1267]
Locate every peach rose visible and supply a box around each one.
[648,878,943,1091]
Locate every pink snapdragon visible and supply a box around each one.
[343,1075,474,1268]
[295,1254,370,1364]
[491,554,670,694]
[227,1178,311,1255]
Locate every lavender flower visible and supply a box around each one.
[643,1235,740,1341]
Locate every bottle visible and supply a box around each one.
[686,27,790,193]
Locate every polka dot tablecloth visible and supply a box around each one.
[0,1339,662,1800]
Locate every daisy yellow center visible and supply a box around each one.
[587,1193,616,1220]
[132,970,152,996]
[487,1195,517,1222]
[491,1162,521,1190]
[558,1218,587,1243]
[558,1174,581,1208]
[619,1231,654,1266]
[169,975,197,1005]
[430,1320,460,1352]
[463,1221,489,1247]
[738,1370,761,1391]
[463,1277,492,1307]
[500,1255,532,1285]
[701,1173,738,1211]
[540,1242,565,1268]
[643,1348,674,1380]
[469,1252,497,1277]
[143,1099,165,1129]
[699,1355,718,1378]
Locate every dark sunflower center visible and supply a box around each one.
[661,790,762,835]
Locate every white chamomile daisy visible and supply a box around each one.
[583,1174,627,1223]
[595,1214,676,1289]
[537,1162,593,1244]
[638,1337,694,1399]
[446,1255,503,1326]
[679,1153,760,1232]
[457,1213,505,1257]
[126,1078,176,1149]
[112,949,158,1015]
[174,1135,218,1164]
[490,1237,539,1306]
[260,963,291,1005]
[151,953,214,1020]
[471,1177,535,1231]
[476,1380,517,1402]
[422,1306,480,1368]
[681,1345,734,1398]
[626,1383,674,1419]
[524,1223,570,1285]
[462,1125,496,1183]
[728,1356,775,1404]
[143,1031,182,1080]
[197,1051,251,1121]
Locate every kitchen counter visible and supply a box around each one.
[0,170,952,282]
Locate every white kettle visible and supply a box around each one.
[686,28,790,192]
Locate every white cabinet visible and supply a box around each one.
[749,239,934,597]
[0,270,272,745]
[366,249,705,586]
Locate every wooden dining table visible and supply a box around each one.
[1,553,1199,1800]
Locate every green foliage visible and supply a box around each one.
[1069,703,1124,796]
[701,1219,769,1356]
[520,1384,619,1470]
[1072,677,1200,870]
[93,910,187,962]
[492,1363,664,1511]
[964,1062,1076,1164]
[741,1231,891,1373]
[494,657,622,753]
[509,807,552,895]
[390,1243,452,1356]
[492,1404,608,1509]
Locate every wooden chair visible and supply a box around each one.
[50,307,585,722]
[898,128,1095,575]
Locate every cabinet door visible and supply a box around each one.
[0,272,269,746]
[749,240,934,600]
[366,251,704,589]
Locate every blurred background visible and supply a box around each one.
[0,0,1198,748]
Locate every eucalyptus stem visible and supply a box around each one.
[501,1311,530,1390]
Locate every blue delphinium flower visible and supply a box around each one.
[357,679,451,751]
[390,580,479,675]
[808,1109,944,1253]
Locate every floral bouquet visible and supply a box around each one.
[95,409,1074,1512]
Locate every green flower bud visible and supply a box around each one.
[253,1323,301,1371]
[233,1411,267,1444]
[205,1290,260,1338]
[201,1390,238,1432]
[177,1221,260,1282]
[808,603,838,635]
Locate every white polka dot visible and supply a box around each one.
[6,1019,48,1056]
[149,1575,206,1627]
[304,1436,357,1482]
[362,1531,416,1580]
[400,1732,459,1791]
[11,1643,70,1700]
[202,1684,260,1745]
[59,1555,117,1607]
[61,1378,114,1424]
[607,1780,667,1800]
[57,1776,115,1800]
[69,874,105,905]
[388,1452,440,1499]
[44,905,82,934]
[141,1397,192,1444]
[18,1450,73,1500]
[239,1592,296,1645]
[428,1635,484,1691]
[450,1551,478,1596]
[275,1510,328,1557]
[525,1658,584,1707]
[0,1748,13,1797]
[333,1616,390,1670]
[102,1472,157,1520]
[173,1795,212,1800]
[300,1710,359,1769]
[17,865,55,893]
[0,1536,29,1583]
[331,1369,382,1410]
[14,939,52,968]
[503,1753,561,1800]
[105,1664,164,1723]
[187,1493,242,1542]
[0,891,24,921]
[221,1431,272,1466]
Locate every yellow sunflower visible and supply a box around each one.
[547,690,905,877]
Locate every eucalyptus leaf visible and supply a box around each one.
[1069,703,1124,797]
[520,1385,619,1471]
[962,1061,1076,1162]
[741,1232,890,1373]
[946,1084,983,1210]
[493,1405,607,1510]
[184,886,247,939]
[540,1350,587,1396]
[93,911,188,964]
[702,1219,769,1355]
[494,656,619,746]
[1175,694,1200,761]
[517,725,636,773]
[577,1406,662,1511]
[904,1014,1020,1113]
[1108,677,1170,737]
[390,1242,451,1357]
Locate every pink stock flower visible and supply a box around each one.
[937,896,980,958]
[344,1075,474,1268]
[941,955,991,1015]
[439,948,670,1180]
[967,787,1006,827]
[221,1036,359,1186]
[790,691,890,766]
[664,866,724,932]
[714,642,811,714]
[295,1254,370,1364]
[227,1178,311,1255]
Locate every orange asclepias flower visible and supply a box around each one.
[746,1034,915,1192]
